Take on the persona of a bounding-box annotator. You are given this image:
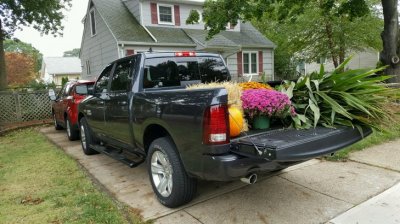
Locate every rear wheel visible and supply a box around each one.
[79,117,98,155]
[147,137,197,208]
[53,113,63,130]
[66,117,79,141]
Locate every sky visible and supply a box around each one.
[14,0,89,58]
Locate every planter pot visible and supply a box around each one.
[253,116,270,130]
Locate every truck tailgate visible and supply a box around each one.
[231,126,372,161]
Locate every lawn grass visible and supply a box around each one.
[327,104,400,161]
[0,128,147,224]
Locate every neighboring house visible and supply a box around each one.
[80,0,276,81]
[40,57,82,85]
[303,50,379,74]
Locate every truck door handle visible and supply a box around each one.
[97,101,105,105]
[118,101,127,106]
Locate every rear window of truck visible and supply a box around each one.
[143,56,230,89]
[75,84,94,95]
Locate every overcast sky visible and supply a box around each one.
[14,0,89,58]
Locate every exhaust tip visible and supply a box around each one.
[240,173,258,185]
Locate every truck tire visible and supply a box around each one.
[147,137,197,208]
[66,117,79,141]
[53,113,63,130]
[79,117,98,155]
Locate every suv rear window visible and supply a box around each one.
[75,84,94,95]
[143,56,230,89]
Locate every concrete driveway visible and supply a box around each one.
[40,127,400,224]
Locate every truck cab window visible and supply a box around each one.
[143,56,229,89]
[111,60,132,92]
[95,64,113,94]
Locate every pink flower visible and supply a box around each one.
[241,89,294,118]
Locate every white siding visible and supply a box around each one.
[305,50,379,74]
[263,49,274,81]
[80,6,119,80]
[141,1,240,31]
[226,53,238,81]
[123,0,141,23]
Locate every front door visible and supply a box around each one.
[105,57,137,147]
[85,64,114,137]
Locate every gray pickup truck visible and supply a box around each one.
[78,52,371,207]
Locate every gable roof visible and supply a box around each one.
[92,0,153,42]
[90,0,275,49]
[43,57,82,75]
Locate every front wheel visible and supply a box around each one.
[79,117,98,155]
[53,113,63,130]
[147,137,197,208]
[66,117,79,141]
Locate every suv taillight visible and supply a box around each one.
[203,105,230,145]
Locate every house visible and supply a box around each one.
[80,0,276,81]
[302,50,379,75]
[40,57,82,85]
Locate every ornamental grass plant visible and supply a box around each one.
[279,57,400,131]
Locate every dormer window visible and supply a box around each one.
[158,4,174,25]
[90,9,96,36]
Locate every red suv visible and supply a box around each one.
[49,80,95,140]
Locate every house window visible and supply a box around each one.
[90,9,96,36]
[158,4,174,25]
[243,52,258,75]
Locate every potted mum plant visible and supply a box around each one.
[241,89,295,129]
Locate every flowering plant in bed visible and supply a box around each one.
[241,89,296,129]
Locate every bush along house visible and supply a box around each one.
[80,0,276,81]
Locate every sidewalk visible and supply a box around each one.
[40,127,400,224]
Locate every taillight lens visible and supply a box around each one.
[175,51,196,57]
[203,105,230,145]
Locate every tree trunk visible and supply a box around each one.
[380,0,400,83]
[325,22,339,68]
[0,19,7,91]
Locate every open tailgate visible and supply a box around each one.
[231,126,372,161]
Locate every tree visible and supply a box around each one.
[5,52,36,87]
[380,0,400,83]
[63,48,80,57]
[4,38,43,72]
[0,0,72,90]
[201,0,382,75]
[251,0,381,78]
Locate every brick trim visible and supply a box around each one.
[126,49,135,56]
[258,51,263,75]
[174,5,180,26]
[237,51,243,77]
[151,3,158,24]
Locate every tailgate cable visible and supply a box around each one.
[229,112,265,157]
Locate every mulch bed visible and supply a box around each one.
[0,119,53,136]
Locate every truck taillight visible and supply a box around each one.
[203,105,230,145]
[175,51,196,57]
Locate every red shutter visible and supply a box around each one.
[126,49,134,56]
[237,51,243,77]
[258,51,263,75]
[151,3,158,24]
[174,5,181,26]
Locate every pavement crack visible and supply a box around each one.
[277,175,355,205]
[347,159,400,173]
[183,210,205,224]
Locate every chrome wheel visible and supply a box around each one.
[151,151,173,197]
[53,114,57,128]
[80,125,86,150]
[67,119,71,137]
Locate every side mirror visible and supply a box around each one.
[48,89,57,101]
[88,86,94,95]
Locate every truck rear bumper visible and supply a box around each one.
[199,126,372,181]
